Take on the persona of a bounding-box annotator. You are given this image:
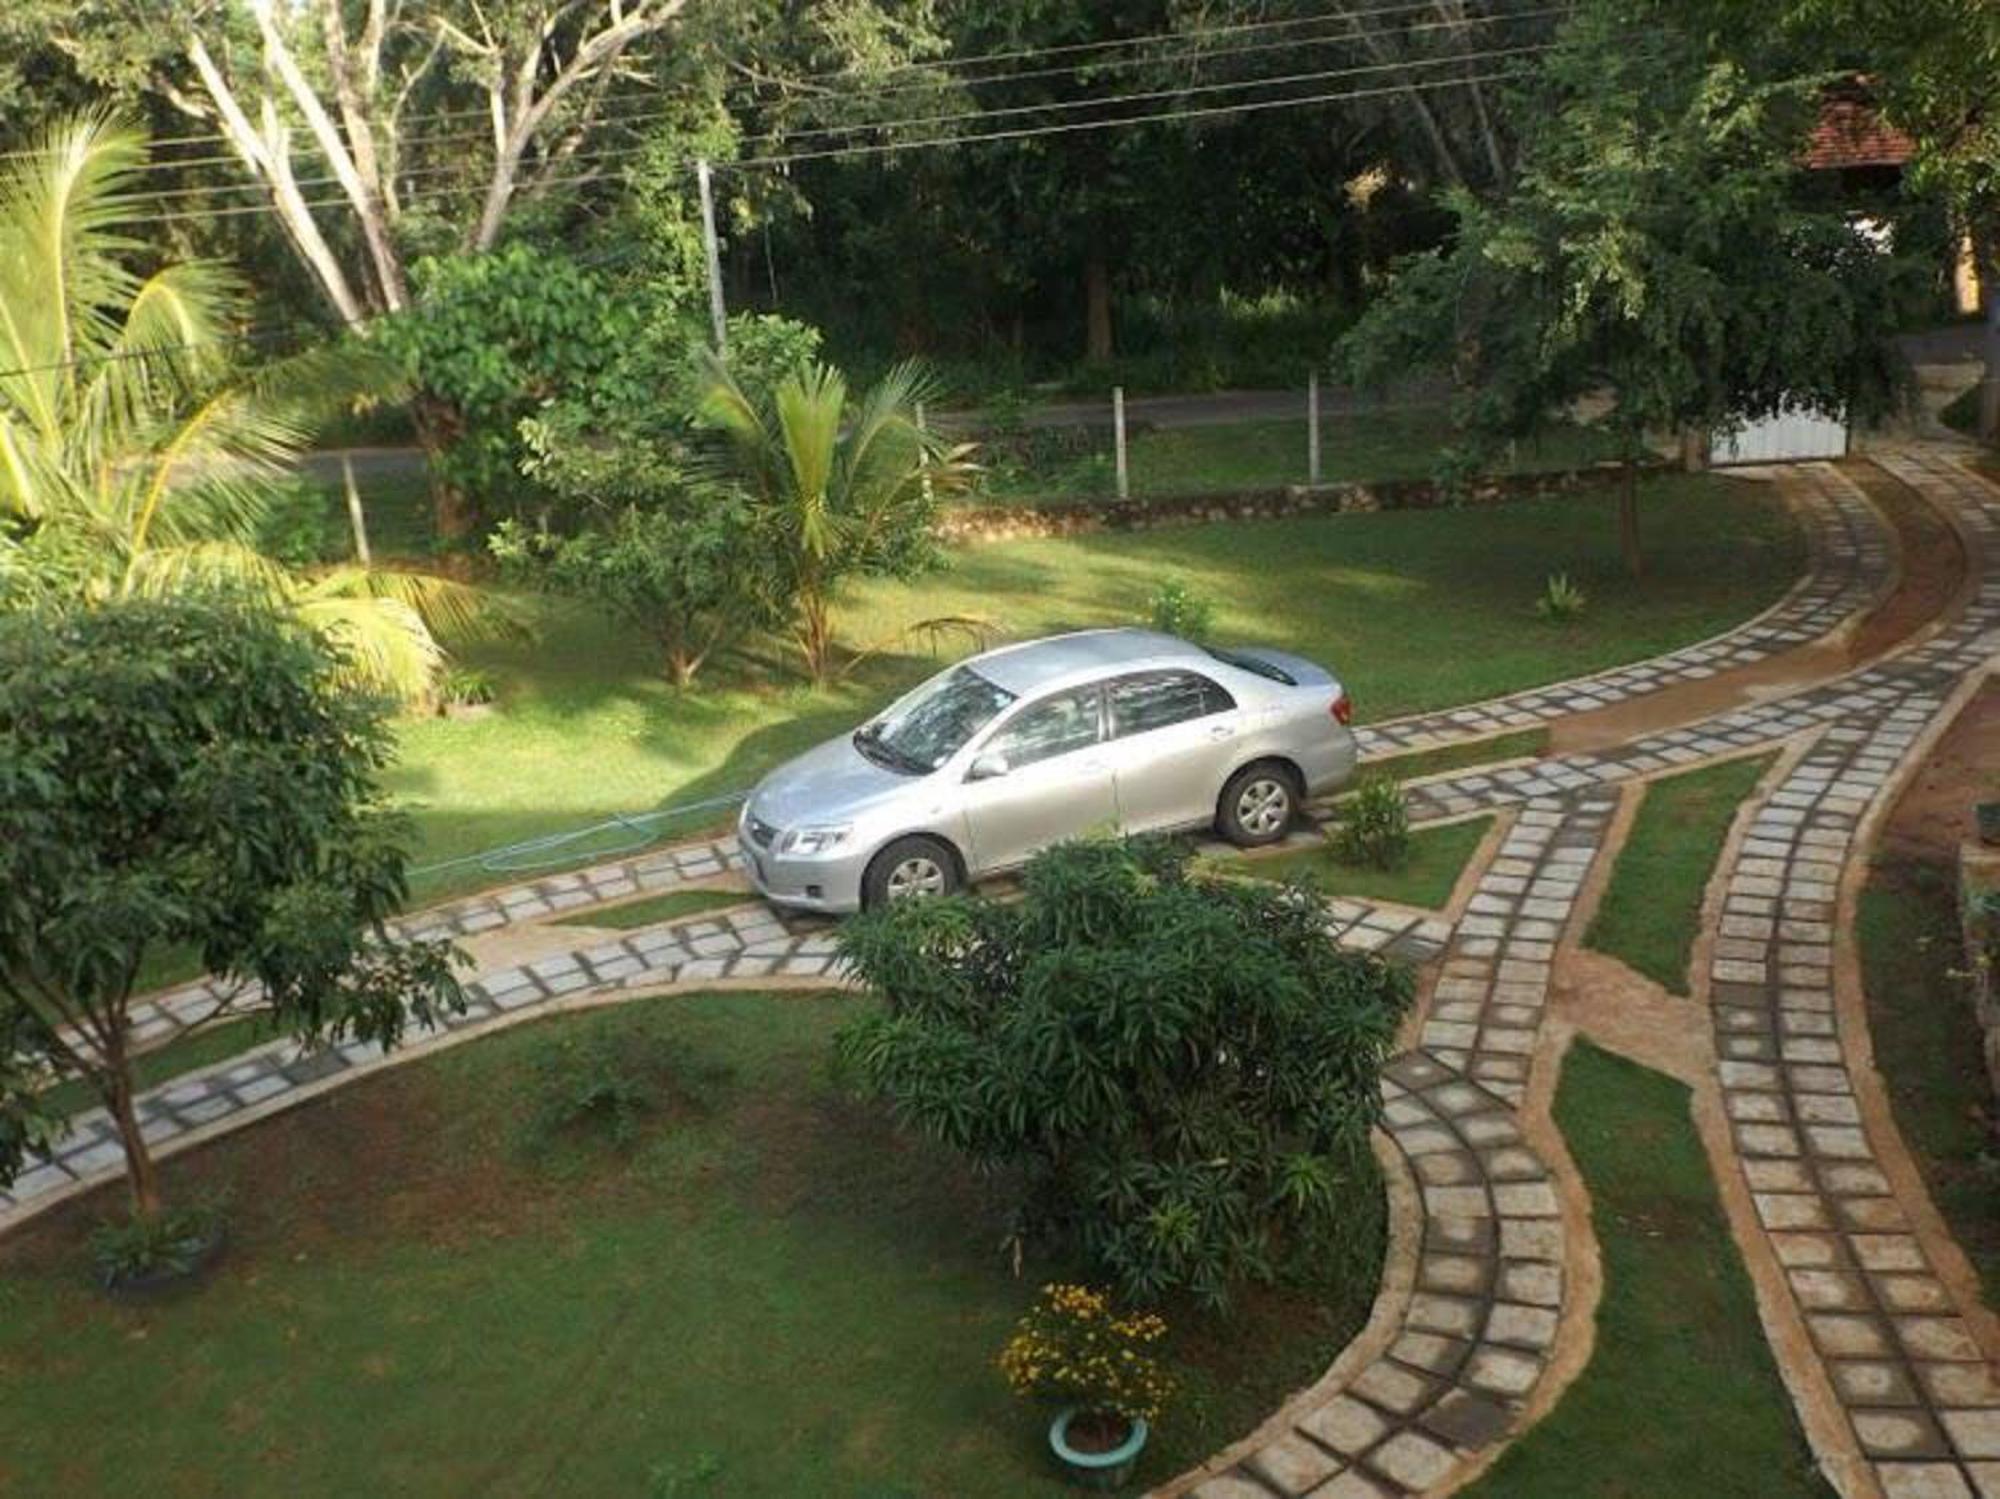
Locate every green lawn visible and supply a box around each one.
[1464,1041,1835,1499]
[1225,816,1492,909]
[553,888,751,931]
[1858,859,2000,1304]
[1585,753,1776,995]
[980,413,1620,503]
[0,992,1380,1499]
[395,476,1800,902]
[1367,728,1549,782]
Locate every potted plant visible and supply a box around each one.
[999,1283,1174,1490]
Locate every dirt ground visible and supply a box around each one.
[1878,676,2000,864]
[1552,462,1968,754]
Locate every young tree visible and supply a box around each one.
[835,838,1414,1308]
[1339,0,1918,576]
[0,113,491,701]
[0,595,465,1222]
[698,355,972,684]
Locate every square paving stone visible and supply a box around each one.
[1943,1411,2000,1460]
[1351,1359,1436,1414]
[1875,1461,1975,1499]
[1421,1388,1513,1452]
[1248,1432,1343,1495]
[1464,1346,1542,1397]
[1367,1430,1456,1491]
[1299,1395,1388,1456]
[1833,1361,1921,1406]
[1896,1318,1984,1362]
[1853,1410,1951,1458]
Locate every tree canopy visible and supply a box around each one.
[834,837,1414,1307]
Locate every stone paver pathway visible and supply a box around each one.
[11,446,1998,1499]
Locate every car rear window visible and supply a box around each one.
[1204,646,1295,686]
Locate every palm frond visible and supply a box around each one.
[305,565,524,645]
[119,539,293,601]
[291,591,445,703]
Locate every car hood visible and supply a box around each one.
[747,731,920,831]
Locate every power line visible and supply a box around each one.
[0,0,1552,172]
[136,27,1557,208]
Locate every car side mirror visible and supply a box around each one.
[967,751,1010,782]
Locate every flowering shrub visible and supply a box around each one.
[998,1283,1175,1425]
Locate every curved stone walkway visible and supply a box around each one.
[7,447,1993,1499]
[1354,462,1892,759]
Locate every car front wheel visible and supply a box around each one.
[1217,762,1299,847]
[861,835,963,909]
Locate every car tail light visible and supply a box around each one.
[1330,690,1352,726]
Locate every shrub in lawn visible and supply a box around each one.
[1331,774,1411,870]
[436,665,498,712]
[1534,571,1588,623]
[835,836,1413,1306]
[88,1202,225,1290]
[1146,578,1215,641]
[527,1020,727,1150]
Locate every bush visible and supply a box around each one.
[89,1203,223,1289]
[1146,578,1215,641]
[1331,774,1411,870]
[526,1020,726,1151]
[999,1283,1174,1425]
[254,478,339,566]
[436,665,497,711]
[1534,571,1588,623]
[835,837,1413,1306]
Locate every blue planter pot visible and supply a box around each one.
[1049,1407,1149,1491]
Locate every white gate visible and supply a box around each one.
[1711,404,1848,465]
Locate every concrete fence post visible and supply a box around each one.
[1113,385,1130,500]
[342,454,371,567]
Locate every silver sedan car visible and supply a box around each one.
[737,628,1357,912]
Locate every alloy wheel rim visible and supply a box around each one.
[1238,779,1291,836]
[886,855,947,900]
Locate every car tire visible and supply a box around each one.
[861,835,963,910]
[1217,761,1300,848]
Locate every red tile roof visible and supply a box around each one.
[1803,100,1916,170]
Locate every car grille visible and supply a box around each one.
[746,815,779,849]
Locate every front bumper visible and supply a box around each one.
[736,810,866,914]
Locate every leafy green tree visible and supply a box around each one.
[834,838,1413,1307]
[1339,0,1919,575]
[0,113,490,701]
[699,355,971,684]
[1734,0,2000,438]
[0,594,465,1222]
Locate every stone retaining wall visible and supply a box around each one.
[939,461,1661,545]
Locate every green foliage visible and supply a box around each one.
[0,114,469,704]
[1330,775,1412,872]
[526,1017,727,1152]
[1340,0,1923,489]
[834,837,1413,1307]
[1535,572,1589,623]
[1145,578,1215,640]
[254,478,340,567]
[699,356,975,682]
[382,243,648,518]
[997,1283,1174,1425]
[87,1202,224,1289]
[0,595,464,1216]
[436,665,497,709]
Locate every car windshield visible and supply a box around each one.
[857,666,1016,774]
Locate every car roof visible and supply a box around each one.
[968,628,1214,696]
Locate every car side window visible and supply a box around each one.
[1107,671,1235,738]
[984,687,1104,770]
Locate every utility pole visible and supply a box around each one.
[697,158,728,355]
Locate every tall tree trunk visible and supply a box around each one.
[1084,255,1114,365]
[102,1034,162,1221]
[410,395,474,542]
[800,589,832,686]
[1618,458,1644,580]
[1974,213,2000,444]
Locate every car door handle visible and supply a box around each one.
[1207,724,1237,740]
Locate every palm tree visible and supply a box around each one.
[0,113,485,701]
[700,357,974,684]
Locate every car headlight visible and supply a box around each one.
[781,824,853,855]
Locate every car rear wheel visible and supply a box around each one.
[861,835,962,910]
[1217,762,1299,847]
